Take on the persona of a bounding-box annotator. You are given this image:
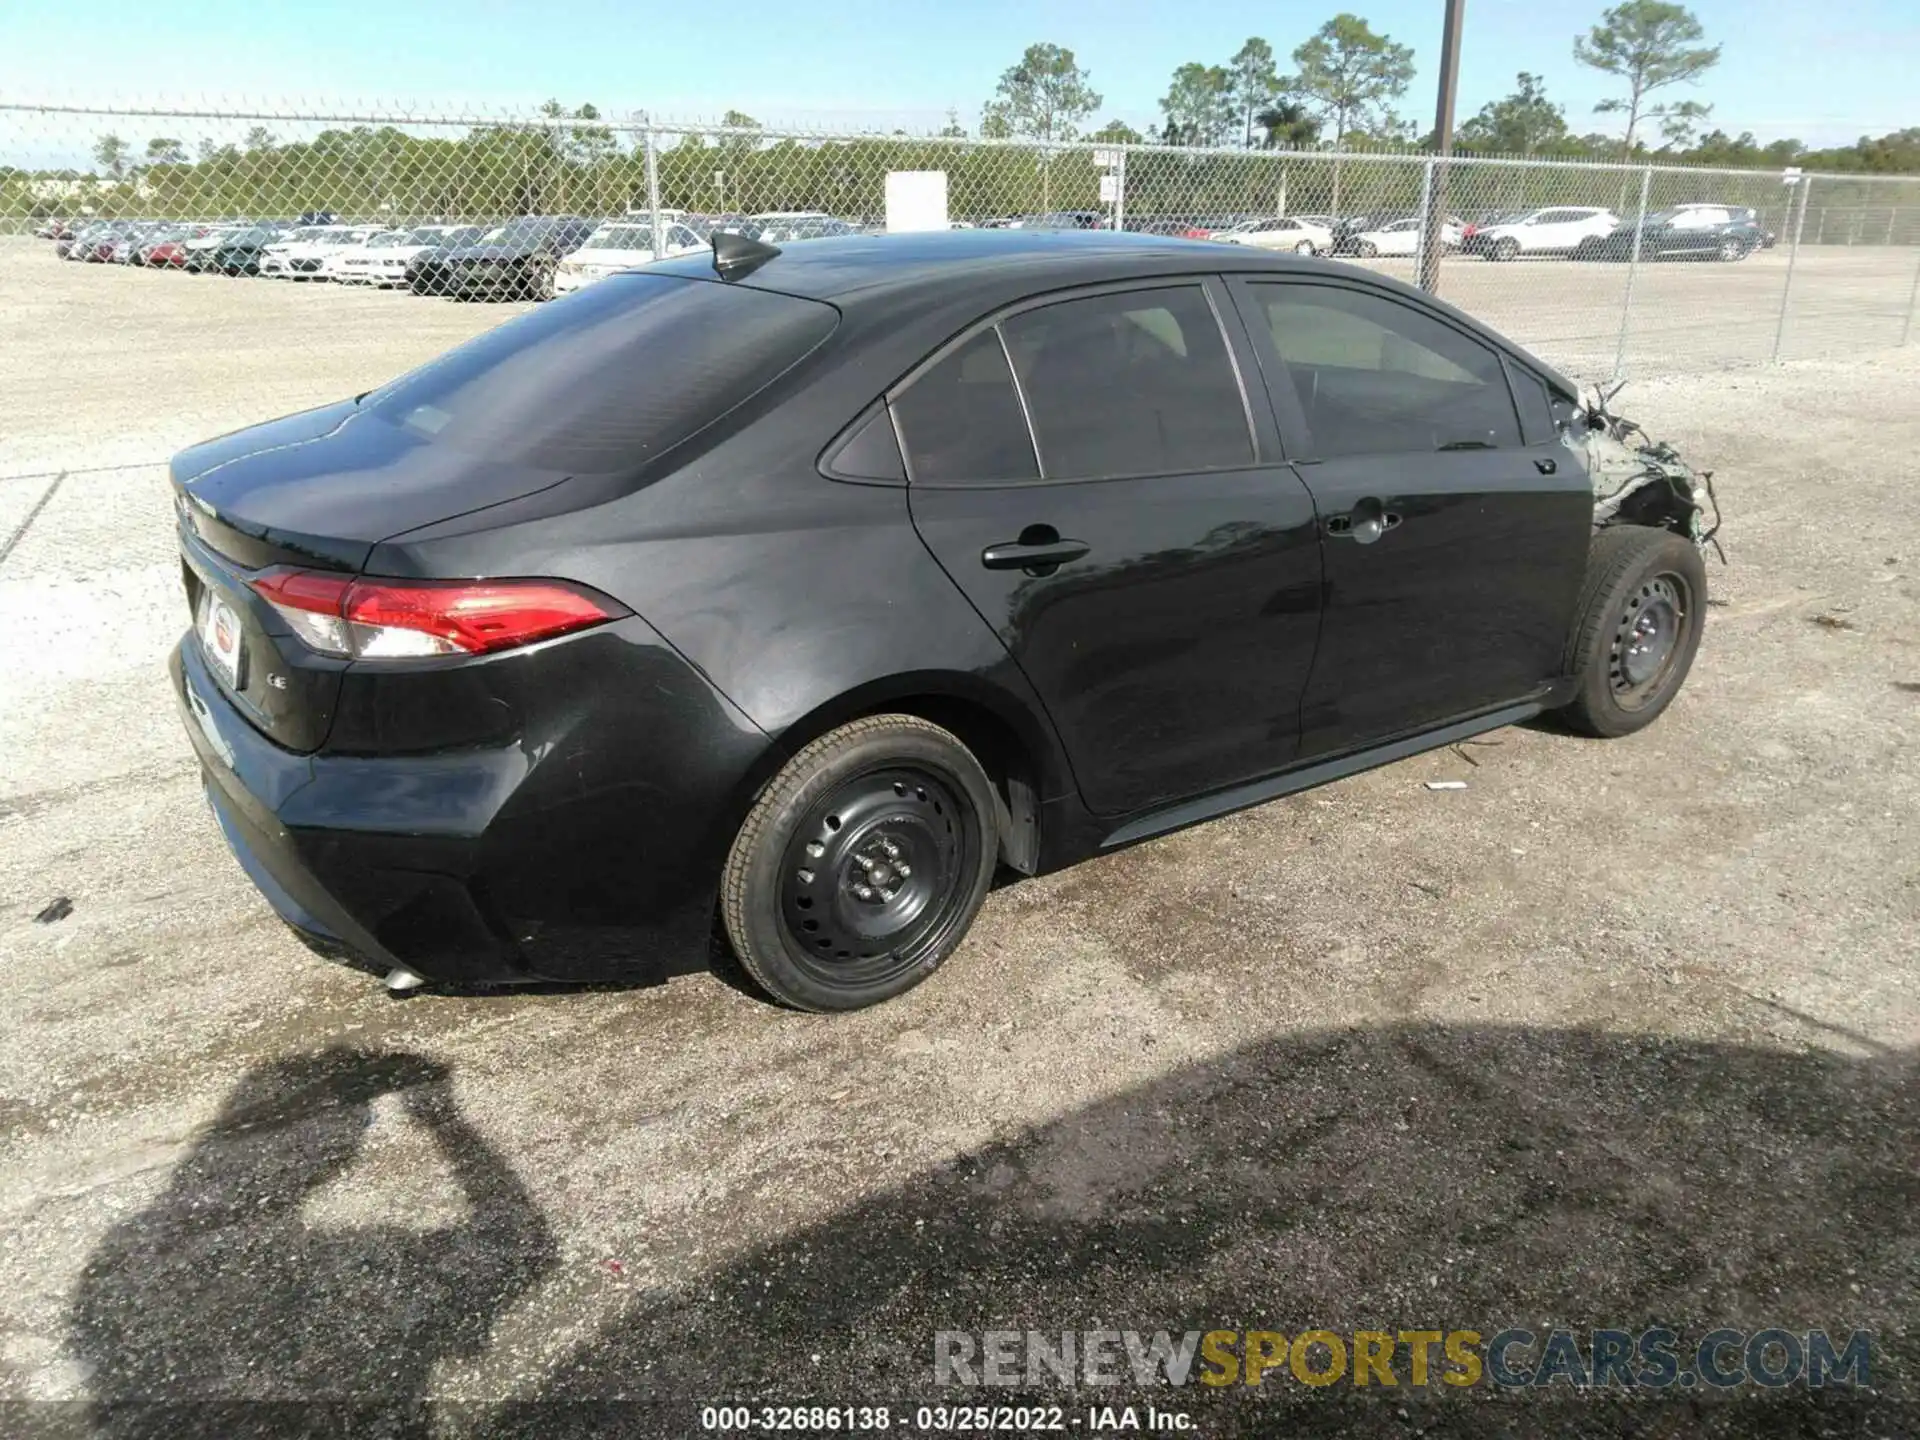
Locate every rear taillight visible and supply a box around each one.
[1463,224,1477,237]
[249,569,626,659]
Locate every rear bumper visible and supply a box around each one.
[170,617,770,987]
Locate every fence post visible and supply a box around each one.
[1611,166,1654,384]
[1901,243,1920,346]
[1415,156,1439,293]
[1113,146,1127,234]
[644,119,663,261]
[1772,175,1811,363]
[1889,207,1898,246]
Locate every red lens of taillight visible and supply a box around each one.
[249,569,624,658]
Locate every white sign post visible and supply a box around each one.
[885,170,950,233]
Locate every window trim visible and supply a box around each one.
[1227,274,1529,464]
[886,276,1263,489]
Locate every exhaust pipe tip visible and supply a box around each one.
[384,966,427,995]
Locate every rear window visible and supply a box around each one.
[363,273,838,473]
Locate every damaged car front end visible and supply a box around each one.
[1576,383,1724,556]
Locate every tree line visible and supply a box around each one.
[977,1,1916,172]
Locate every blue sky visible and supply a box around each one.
[1,0,1913,150]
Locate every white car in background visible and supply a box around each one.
[1215,215,1337,255]
[260,225,386,280]
[326,225,480,286]
[1462,206,1619,260]
[552,220,706,296]
[1343,215,1466,258]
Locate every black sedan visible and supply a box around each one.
[168,230,1713,1010]
[1574,205,1767,262]
[434,216,597,300]
[205,226,285,276]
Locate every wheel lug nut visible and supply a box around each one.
[853,884,874,900]
[895,863,910,877]
[796,868,814,885]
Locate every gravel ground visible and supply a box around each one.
[1,243,1918,1437]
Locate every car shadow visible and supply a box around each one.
[64,1026,1915,1438]
[66,1047,557,1440]
[479,1021,1914,1438]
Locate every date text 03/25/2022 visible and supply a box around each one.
[699,1404,1193,1431]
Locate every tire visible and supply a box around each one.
[1294,239,1316,256]
[720,715,999,1011]
[1716,236,1744,262]
[1492,237,1520,262]
[1556,527,1707,738]
[1355,240,1378,259]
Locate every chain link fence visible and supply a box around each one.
[6,100,1920,470]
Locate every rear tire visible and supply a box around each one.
[1355,240,1378,259]
[1556,527,1707,738]
[720,715,998,1011]
[1492,237,1520,262]
[1717,236,1744,262]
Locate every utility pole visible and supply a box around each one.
[1418,0,1466,293]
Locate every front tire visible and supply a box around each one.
[1294,239,1316,256]
[1556,527,1707,738]
[1491,237,1520,262]
[721,715,999,1011]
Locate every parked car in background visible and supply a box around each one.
[54,222,104,258]
[440,216,598,300]
[1215,215,1336,255]
[108,222,164,264]
[1573,204,1767,262]
[753,213,861,242]
[262,225,387,279]
[552,220,706,295]
[1338,215,1466,258]
[1125,217,1214,238]
[182,226,242,272]
[165,229,1714,1011]
[208,226,286,276]
[140,229,196,269]
[1461,206,1618,260]
[326,226,477,286]
[683,213,763,240]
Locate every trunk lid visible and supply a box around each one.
[172,400,569,752]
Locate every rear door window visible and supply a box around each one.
[890,330,1039,485]
[1248,282,1522,457]
[363,273,837,473]
[998,285,1253,480]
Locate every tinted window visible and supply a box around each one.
[364,272,837,473]
[1508,365,1555,444]
[1251,283,1521,457]
[999,286,1252,480]
[891,330,1038,485]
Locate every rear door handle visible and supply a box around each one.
[981,537,1091,572]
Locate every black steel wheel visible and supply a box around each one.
[1557,526,1708,737]
[721,715,998,1011]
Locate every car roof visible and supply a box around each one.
[653,228,1309,303]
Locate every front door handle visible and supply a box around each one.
[1325,502,1402,545]
[981,529,1091,573]
[1535,457,1558,475]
